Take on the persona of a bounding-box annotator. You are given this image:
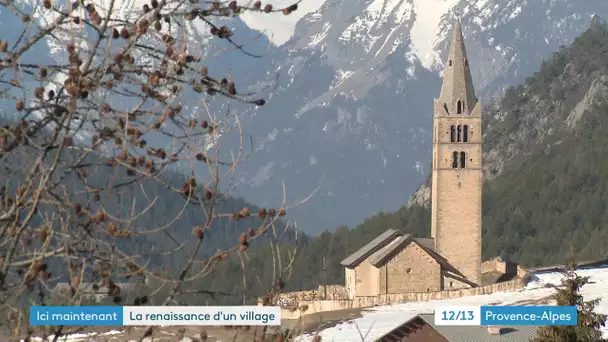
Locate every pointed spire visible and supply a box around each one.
[438,17,477,116]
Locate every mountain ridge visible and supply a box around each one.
[4,0,608,236]
[228,0,608,234]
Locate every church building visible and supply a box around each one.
[341,18,483,298]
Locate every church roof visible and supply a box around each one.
[340,229,402,268]
[367,234,467,279]
[415,237,434,251]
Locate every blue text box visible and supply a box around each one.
[481,306,577,326]
[30,306,123,326]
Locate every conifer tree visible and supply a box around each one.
[533,261,607,342]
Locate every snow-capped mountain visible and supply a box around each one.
[227,0,608,234]
[4,0,608,235]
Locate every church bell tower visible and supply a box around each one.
[430,18,482,286]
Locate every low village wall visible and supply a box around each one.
[275,257,531,320]
[280,277,527,320]
[274,285,349,306]
[272,257,608,320]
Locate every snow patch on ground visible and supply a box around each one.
[296,266,608,342]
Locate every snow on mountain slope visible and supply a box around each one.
[409,0,459,69]
[6,0,608,235]
[0,0,274,159]
[226,0,608,234]
[296,265,608,341]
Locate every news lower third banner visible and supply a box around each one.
[434,305,578,326]
[30,306,281,326]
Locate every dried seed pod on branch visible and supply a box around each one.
[0,0,308,339]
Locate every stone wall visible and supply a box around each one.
[274,284,349,306]
[481,256,528,280]
[355,260,380,296]
[281,277,527,320]
[386,242,442,293]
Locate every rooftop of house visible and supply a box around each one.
[340,229,476,280]
[340,229,402,268]
[377,313,540,342]
[340,229,440,268]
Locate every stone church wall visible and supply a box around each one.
[385,243,442,293]
[355,260,380,296]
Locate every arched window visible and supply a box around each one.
[460,152,466,168]
[457,100,463,114]
[449,60,452,66]
[457,125,462,142]
[452,152,458,169]
[450,126,456,142]
[464,59,468,67]
[463,125,469,142]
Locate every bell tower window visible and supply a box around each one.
[457,100,463,114]
[451,152,458,169]
[463,125,469,142]
[450,126,456,142]
[457,125,462,142]
[460,152,466,168]
[449,60,452,66]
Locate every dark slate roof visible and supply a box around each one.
[415,237,434,250]
[340,229,402,268]
[421,314,540,342]
[367,235,467,279]
[376,314,540,342]
[367,234,412,266]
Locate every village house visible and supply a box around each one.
[376,314,540,342]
